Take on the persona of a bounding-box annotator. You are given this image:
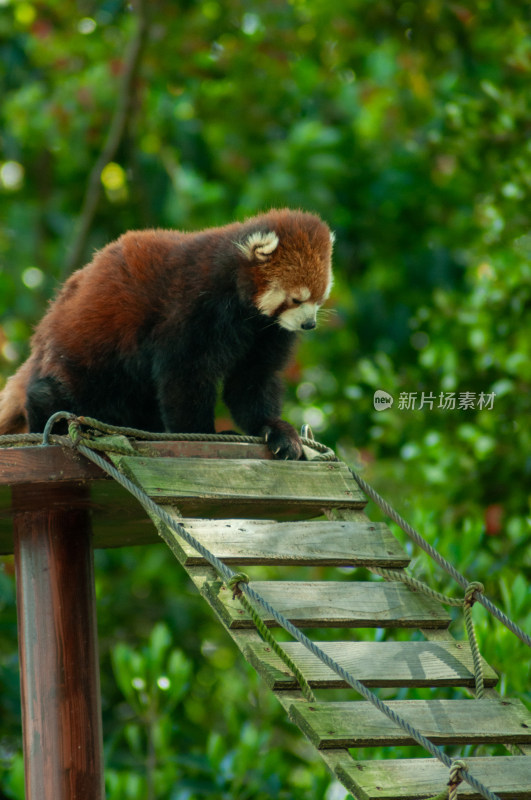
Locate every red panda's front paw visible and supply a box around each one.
[262,420,304,460]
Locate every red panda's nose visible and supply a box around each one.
[301,319,316,330]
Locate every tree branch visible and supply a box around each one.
[63,0,149,277]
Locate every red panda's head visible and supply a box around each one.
[236,209,334,332]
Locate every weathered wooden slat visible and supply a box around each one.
[0,441,274,488]
[331,754,531,799]
[202,580,451,629]
[166,517,409,567]
[289,698,531,749]
[0,441,282,554]
[245,640,499,690]
[113,456,365,518]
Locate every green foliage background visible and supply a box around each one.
[0,1,530,798]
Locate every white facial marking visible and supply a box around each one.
[256,284,287,316]
[278,302,318,331]
[322,270,334,301]
[236,230,279,261]
[295,287,311,302]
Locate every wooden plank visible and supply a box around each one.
[0,441,281,554]
[168,517,409,567]
[245,640,499,690]
[289,698,531,749]
[0,442,336,553]
[0,440,274,486]
[113,457,366,517]
[202,580,451,629]
[333,755,531,799]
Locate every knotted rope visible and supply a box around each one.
[371,568,486,698]
[1,412,525,800]
[427,759,467,800]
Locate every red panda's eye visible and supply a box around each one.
[292,298,302,305]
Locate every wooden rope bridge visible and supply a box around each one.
[0,437,530,799]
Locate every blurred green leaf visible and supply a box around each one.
[1,0,530,795]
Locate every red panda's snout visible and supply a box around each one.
[254,284,327,331]
[276,297,320,331]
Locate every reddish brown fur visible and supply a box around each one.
[0,358,34,433]
[0,209,333,457]
[35,232,183,368]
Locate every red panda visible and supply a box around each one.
[0,209,333,459]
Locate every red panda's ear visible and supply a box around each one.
[236,230,279,262]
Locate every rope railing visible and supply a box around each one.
[349,469,531,649]
[2,413,528,800]
[70,440,502,800]
[1,416,528,646]
[370,567,486,698]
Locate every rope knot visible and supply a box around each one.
[448,759,467,798]
[228,572,250,599]
[67,419,82,446]
[464,581,484,608]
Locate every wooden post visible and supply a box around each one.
[12,482,104,800]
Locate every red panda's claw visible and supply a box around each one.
[261,420,304,461]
